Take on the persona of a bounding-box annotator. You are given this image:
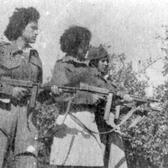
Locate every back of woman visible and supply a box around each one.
[49,26,104,167]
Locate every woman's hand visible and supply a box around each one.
[12,87,29,100]
[92,94,105,103]
[106,113,120,130]
[123,94,133,102]
[51,85,63,96]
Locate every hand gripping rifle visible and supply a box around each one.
[0,78,110,107]
[0,78,160,125]
[78,83,160,120]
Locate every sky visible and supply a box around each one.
[0,0,168,93]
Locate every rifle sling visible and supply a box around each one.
[61,97,74,125]
[68,113,102,148]
[0,128,10,139]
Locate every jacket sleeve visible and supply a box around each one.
[0,44,14,96]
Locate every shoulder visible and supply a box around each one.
[61,56,87,67]
[55,58,66,66]
[53,56,74,71]
[28,48,42,69]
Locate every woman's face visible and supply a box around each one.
[77,40,90,61]
[97,57,109,75]
[22,21,38,44]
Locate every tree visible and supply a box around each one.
[107,48,166,168]
[32,44,165,168]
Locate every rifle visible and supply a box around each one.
[0,78,111,108]
[0,78,160,121]
[78,83,160,121]
[0,77,40,109]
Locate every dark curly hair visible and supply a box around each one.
[60,26,91,56]
[4,7,40,41]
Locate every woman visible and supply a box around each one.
[49,26,104,167]
[87,45,129,168]
[0,7,42,168]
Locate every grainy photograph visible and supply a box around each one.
[0,0,167,168]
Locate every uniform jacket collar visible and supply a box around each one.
[90,67,117,89]
[10,41,32,56]
[9,42,42,69]
[62,55,89,65]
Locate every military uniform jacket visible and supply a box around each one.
[0,41,43,163]
[50,55,104,166]
[0,41,43,98]
[50,55,96,105]
[86,67,117,91]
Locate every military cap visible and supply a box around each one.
[87,45,109,60]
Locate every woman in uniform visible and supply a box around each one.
[49,26,104,168]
